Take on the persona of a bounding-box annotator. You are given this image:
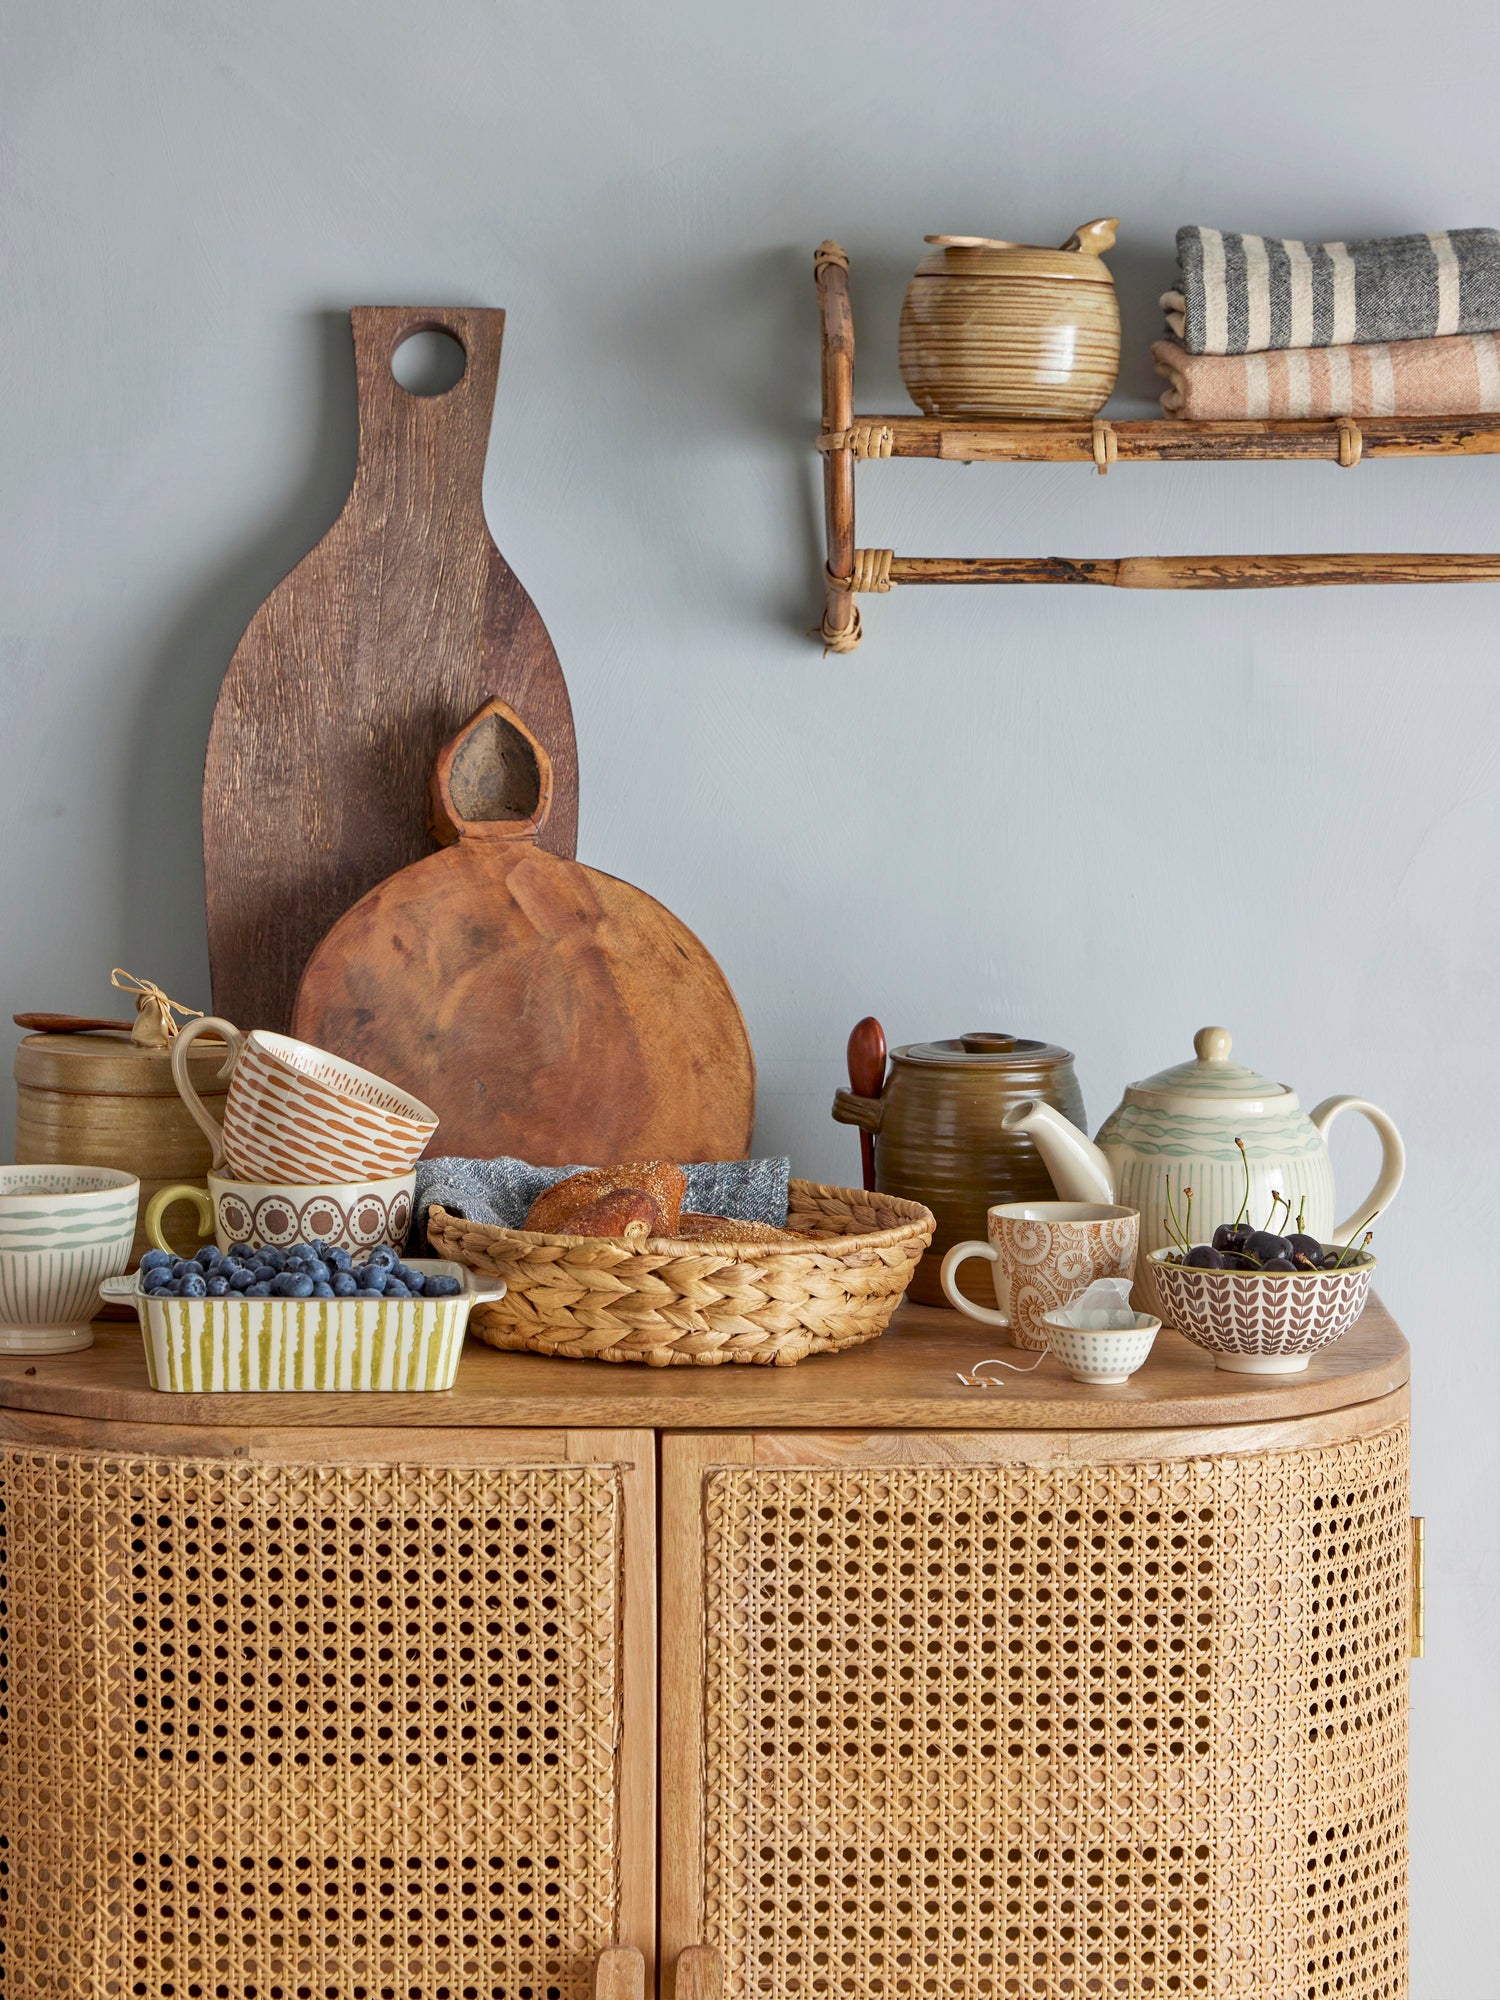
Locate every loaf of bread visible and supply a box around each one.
[674,1211,806,1246]
[563,1189,662,1238]
[524,1161,687,1235]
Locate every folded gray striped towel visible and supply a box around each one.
[1162,226,1500,355]
[413,1153,791,1250]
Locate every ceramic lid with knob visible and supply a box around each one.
[895,1031,1077,1069]
[1124,1026,1298,1110]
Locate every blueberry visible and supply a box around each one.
[424,1275,461,1298]
[382,1279,411,1298]
[393,1266,425,1293]
[327,1247,353,1273]
[355,1287,384,1299]
[227,1241,254,1260]
[139,1248,174,1272]
[303,1259,331,1283]
[227,1267,254,1291]
[245,1281,273,1297]
[141,1270,173,1294]
[352,1266,386,1293]
[195,1245,221,1268]
[331,1272,358,1297]
[204,1274,230,1296]
[178,1271,208,1297]
[368,1245,398,1270]
[271,1272,314,1298]
[311,1281,335,1298]
[259,1247,287,1271]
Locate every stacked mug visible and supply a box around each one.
[148,1019,438,1261]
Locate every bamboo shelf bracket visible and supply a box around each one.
[813,240,1500,651]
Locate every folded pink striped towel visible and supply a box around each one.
[1153,331,1500,419]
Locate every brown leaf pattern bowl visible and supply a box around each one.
[1148,1247,1375,1373]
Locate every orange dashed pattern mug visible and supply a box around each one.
[170,1017,438,1184]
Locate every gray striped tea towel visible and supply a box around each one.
[412,1153,792,1251]
[1162,226,1500,356]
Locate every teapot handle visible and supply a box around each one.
[1060,218,1118,256]
[1309,1096,1406,1240]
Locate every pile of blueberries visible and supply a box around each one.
[136,1241,464,1300]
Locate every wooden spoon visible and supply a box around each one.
[846,1016,888,1192]
[13,1014,135,1034]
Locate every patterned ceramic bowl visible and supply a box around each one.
[1148,1247,1375,1373]
[0,1165,139,1354]
[146,1171,416,1258]
[1041,1310,1161,1384]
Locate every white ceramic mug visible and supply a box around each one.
[940,1201,1139,1350]
[171,1017,438,1184]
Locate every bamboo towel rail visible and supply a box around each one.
[814,240,1500,650]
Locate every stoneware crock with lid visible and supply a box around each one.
[898,220,1121,420]
[833,1029,1085,1305]
[1003,1026,1404,1319]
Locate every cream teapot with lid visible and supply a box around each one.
[1003,1027,1404,1318]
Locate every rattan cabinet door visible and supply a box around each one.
[0,1422,654,2000]
[661,1414,1410,2000]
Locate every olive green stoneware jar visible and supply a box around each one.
[833,1031,1086,1306]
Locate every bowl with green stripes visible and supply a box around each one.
[0,1165,139,1354]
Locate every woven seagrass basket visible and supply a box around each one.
[427,1179,935,1366]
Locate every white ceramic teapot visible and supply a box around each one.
[1002,1027,1404,1318]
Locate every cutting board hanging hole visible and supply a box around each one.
[429,699,553,846]
[391,328,468,397]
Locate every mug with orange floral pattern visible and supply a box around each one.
[940,1201,1138,1350]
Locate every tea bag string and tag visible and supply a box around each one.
[109,969,212,1049]
[956,1352,1050,1386]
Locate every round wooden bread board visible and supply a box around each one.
[292,701,755,1166]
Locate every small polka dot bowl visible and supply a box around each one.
[1041,1309,1161,1385]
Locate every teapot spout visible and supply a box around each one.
[1002,1098,1116,1203]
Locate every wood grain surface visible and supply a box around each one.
[849,412,1500,461]
[0,1296,1408,1432]
[292,701,755,1165]
[204,306,577,1034]
[886,552,1500,586]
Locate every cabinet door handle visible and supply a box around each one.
[592,1946,645,2000]
[1411,1516,1425,1659]
[675,1945,726,2000]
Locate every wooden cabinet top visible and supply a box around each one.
[0,1297,1408,1434]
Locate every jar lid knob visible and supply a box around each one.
[959,1031,1019,1052]
[1194,1025,1233,1063]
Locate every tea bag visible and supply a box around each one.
[1057,1277,1139,1330]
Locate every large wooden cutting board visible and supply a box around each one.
[204,306,577,1035]
[291,701,756,1166]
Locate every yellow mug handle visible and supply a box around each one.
[145,1184,214,1254]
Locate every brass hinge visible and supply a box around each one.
[1410,1516,1425,1659]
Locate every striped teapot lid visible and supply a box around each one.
[1126,1026,1291,1105]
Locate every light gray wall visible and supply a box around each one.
[5,2,1497,1988]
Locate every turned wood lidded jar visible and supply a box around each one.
[899,221,1121,420]
[833,1030,1085,1304]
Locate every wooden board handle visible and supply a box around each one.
[350,306,507,503]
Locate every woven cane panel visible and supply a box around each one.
[0,1445,625,1999]
[700,1425,1408,2000]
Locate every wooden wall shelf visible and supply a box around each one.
[814,240,1500,651]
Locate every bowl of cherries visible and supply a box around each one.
[1149,1140,1377,1374]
